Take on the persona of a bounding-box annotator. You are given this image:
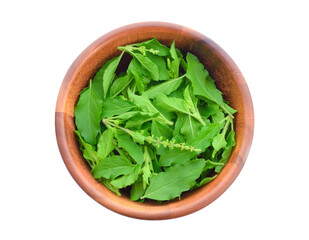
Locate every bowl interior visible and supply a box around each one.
[56,22,254,219]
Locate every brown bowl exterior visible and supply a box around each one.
[55,22,254,220]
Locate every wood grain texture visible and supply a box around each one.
[55,22,254,220]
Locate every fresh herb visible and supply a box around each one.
[74,38,237,202]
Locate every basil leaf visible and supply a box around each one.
[196,175,217,188]
[136,38,170,56]
[215,129,236,173]
[101,98,135,118]
[74,130,98,168]
[212,109,225,126]
[188,123,222,151]
[199,101,220,119]
[141,146,153,188]
[131,52,159,80]
[128,59,145,94]
[227,129,236,147]
[152,153,162,173]
[107,111,139,121]
[170,41,180,78]
[143,75,185,99]
[97,128,115,160]
[146,53,169,80]
[74,80,103,145]
[91,155,134,179]
[224,102,237,114]
[125,112,159,129]
[111,165,141,189]
[180,115,201,141]
[203,160,224,171]
[183,86,205,125]
[142,159,205,201]
[92,59,114,98]
[159,148,195,167]
[130,178,145,201]
[151,120,173,140]
[109,73,134,98]
[103,52,124,98]
[128,131,145,144]
[186,52,233,117]
[151,120,173,155]
[212,133,227,151]
[155,93,191,114]
[215,147,233,173]
[128,90,173,125]
[172,115,185,143]
[116,133,144,165]
[100,178,121,196]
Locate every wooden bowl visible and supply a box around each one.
[55,22,254,220]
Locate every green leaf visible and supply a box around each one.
[186,52,233,117]
[136,38,170,56]
[172,115,185,143]
[142,159,205,201]
[111,165,141,189]
[159,148,195,167]
[152,99,176,122]
[145,52,169,80]
[128,131,145,145]
[91,155,134,179]
[74,80,103,145]
[212,116,233,157]
[199,101,220,119]
[215,129,235,173]
[74,130,98,168]
[156,93,206,128]
[101,178,121,196]
[180,115,201,141]
[183,86,205,125]
[141,146,153,188]
[128,90,173,125]
[109,73,134,98]
[212,133,227,151]
[97,128,115,160]
[143,75,185,99]
[203,160,224,171]
[183,86,195,110]
[128,59,145,94]
[116,133,144,165]
[125,112,159,129]
[188,123,222,152]
[103,52,124,98]
[152,153,162,173]
[130,178,146,201]
[214,147,233,173]
[212,109,225,127]
[101,98,135,118]
[176,48,187,72]
[227,129,236,147]
[224,103,237,114]
[92,59,114,98]
[170,41,180,78]
[196,175,217,187]
[155,93,191,114]
[107,111,139,120]
[151,120,173,140]
[131,52,159,80]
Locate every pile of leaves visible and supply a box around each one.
[74,38,237,201]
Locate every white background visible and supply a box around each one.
[1,0,308,239]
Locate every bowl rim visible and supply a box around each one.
[55,21,254,220]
